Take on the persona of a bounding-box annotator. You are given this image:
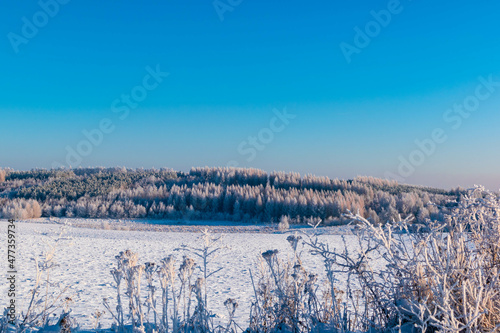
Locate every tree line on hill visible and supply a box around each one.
[0,167,463,225]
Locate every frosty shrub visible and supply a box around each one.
[278,215,290,231]
[0,198,42,219]
[248,235,339,333]
[304,186,500,332]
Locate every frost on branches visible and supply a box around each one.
[306,186,500,332]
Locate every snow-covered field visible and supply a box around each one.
[0,218,376,330]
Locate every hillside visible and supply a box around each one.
[0,167,463,224]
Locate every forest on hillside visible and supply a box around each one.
[0,167,463,224]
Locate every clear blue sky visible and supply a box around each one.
[1,0,500,190]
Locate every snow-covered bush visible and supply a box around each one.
[304,186,500,332]
[247,235,340,333]
[277,215,290,231]
[0,198,42,219]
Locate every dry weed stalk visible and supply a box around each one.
[104,229,237,333]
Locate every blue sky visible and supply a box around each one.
[1,0,500,189]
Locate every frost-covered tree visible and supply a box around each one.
[278,215,290,231]
[0,198,42,219]
[0,168,6,183]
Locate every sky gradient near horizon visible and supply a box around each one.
[1,0,500,190]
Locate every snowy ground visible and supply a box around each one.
[0,218,379,330]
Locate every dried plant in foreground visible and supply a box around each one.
[305,186,500,332]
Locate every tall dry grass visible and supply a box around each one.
[103,230,238,333]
